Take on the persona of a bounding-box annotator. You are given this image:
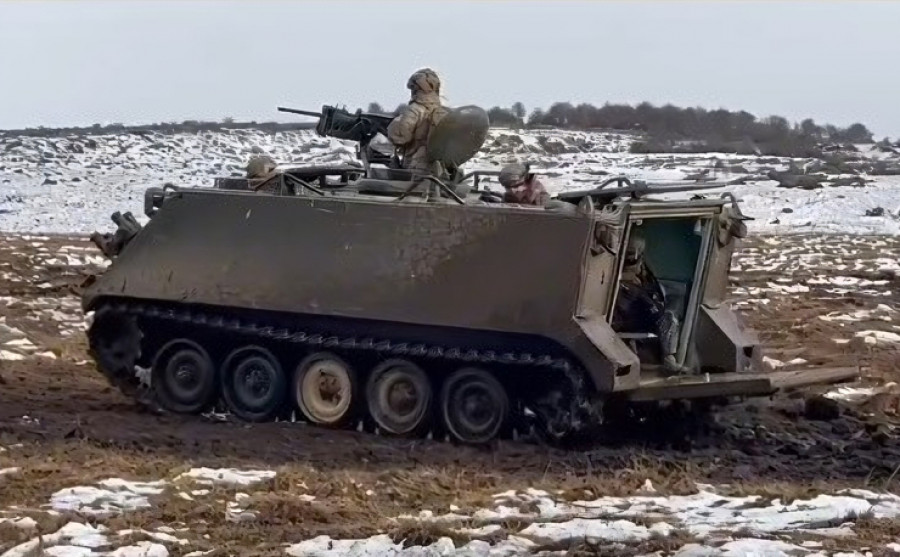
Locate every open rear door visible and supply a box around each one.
[576,202,631,320]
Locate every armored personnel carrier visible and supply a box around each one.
[82,105,857,445]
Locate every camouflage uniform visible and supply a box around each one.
[498,163,551,206]
[615,235,687,375]
[387,69,449,174]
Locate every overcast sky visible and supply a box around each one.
[2,1,898,137]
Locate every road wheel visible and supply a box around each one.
[440,367,508,444]
[366,359,432,437]
[152,339,218,414]
[221,345,286,422]
[293,352,357,428]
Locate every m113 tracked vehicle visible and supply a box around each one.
[82,105,858,445]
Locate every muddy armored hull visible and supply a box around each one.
[83,188,635,442]
[82,186,857,444]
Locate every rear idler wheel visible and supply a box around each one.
[152,339,218,414]
[440,368,508,445]
[293,352,357,428]
[221,345,287,422]
[366,359,433,437]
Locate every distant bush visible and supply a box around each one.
[487,106,522,128]
[629,139,670,154]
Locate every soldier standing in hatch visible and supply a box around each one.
[387,68,449,175]
[615,234,688,375]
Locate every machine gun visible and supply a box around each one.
[275,104,490,199]
[278,105,397,171]
[278,105,394,144]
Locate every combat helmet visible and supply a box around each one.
[407,68,441,95]
[246,155,277,179]
[498,162,533,188]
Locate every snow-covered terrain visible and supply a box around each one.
[2,126,900,556]
[3,463,900,557]
[2,127,899,235]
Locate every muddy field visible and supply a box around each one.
[1,233,899,556]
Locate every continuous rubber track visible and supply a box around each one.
[86,298,605,445]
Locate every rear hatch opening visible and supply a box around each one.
[610,215,712,373]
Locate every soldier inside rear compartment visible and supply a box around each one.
[387,68,449,175]
[498,163,551,206]
[614,233,688,375]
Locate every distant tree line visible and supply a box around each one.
[363,100,874,157]
[0,105,403,138]
[0,119,316,139]
[479,101,875,157]
[1,100,876,159]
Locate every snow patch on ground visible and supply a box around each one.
[285,486,900,555]
[673,539,825,557]
[50,479,167,516]
[467,487,898,537]
[0,317,41,361]
[519,517,673,544]
[225,492,257,523]
[0,516,37,530]
[174,467,276,487]
[854,330,900,345]
[1,468,276,556]
[285,534,537,557]
[824,384,897,403]
[45,468,277,519]
[0,522,170,557]
[2,466,895,556]
[819,305,896,323]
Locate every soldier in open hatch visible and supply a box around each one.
[614,233,688,375]
[498,163,551,206]
[387,68,449,174]
[245,155,278,192]
[246,155,277,180]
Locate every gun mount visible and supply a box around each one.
[217,104,491,201]
[277,105,397,174]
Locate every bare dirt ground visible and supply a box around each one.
[1,233,899,556]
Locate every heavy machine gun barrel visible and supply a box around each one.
[277,107,323,118]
